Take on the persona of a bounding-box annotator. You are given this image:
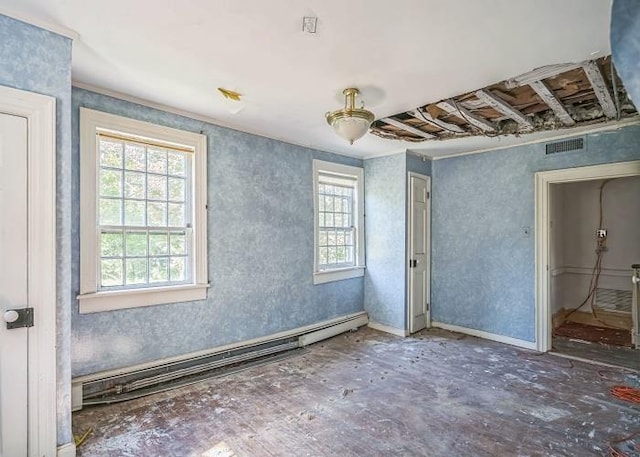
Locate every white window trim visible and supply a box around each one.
[78,108,208,313]
[312,160,365,285]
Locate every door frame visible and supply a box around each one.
[534,160,640,352]
[406,172,431,332]
[0,85,57,455]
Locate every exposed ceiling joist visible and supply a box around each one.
[370,56,636,146]
[581,61,618,119]
[379,118,436,139]
[505,62,582,88]
[474,89,534,130]
[529,81,576,126]
[409,109,466,133]
[436,100,496,133]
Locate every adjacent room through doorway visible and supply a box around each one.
[549,176,640,370]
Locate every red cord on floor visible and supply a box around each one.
[608,386,640,456]
[610,385,640,404]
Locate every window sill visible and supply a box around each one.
[313,266,365,285]
[77,283,209,314]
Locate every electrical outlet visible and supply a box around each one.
[597,229,607,239]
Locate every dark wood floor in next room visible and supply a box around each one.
[72,327,640,457]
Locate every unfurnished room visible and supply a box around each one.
[0,1,639,456]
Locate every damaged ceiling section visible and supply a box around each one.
[371,56,638,143]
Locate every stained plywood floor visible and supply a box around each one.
[73,327,640,456]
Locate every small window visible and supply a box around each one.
[313,160,365,284]
[79,109,208,313]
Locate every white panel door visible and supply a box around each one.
[408,174,430,334]
[0,112,29,456]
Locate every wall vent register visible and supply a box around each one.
[545,137,586,155]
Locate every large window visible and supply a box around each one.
[313,160,365,284]
[79,108,208,313]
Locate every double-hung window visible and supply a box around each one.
[78,108,208,313]
[313,160,365,284]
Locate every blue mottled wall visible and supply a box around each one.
[406,153,432,176]
[0,15,74,446]
[611,0,640,105]
[71,88,364,376]
[363,153,407,329]
[431,127,640,342]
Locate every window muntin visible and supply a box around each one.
[317,175,356,269]
[312,160,364,283]
[79,108,208,313]
[96,134,193,290]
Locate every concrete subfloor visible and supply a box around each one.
[73,327,640,456]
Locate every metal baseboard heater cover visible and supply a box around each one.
[72,312,368,410]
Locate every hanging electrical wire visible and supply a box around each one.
[559,178,627,330]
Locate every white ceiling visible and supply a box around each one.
[1,0,614,158]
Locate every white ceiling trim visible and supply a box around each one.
[426,117,640,161]
[72,81,364,160]
[0,7,78,39]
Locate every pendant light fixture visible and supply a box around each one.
[326,88,375,145]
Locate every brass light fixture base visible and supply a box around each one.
[326,88,375,145]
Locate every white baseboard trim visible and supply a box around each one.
[368,321,408,337]
[432,321,537,350]
[57,441,76,457]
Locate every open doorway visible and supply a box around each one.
[536,160,640,370]
[548,176,639,369]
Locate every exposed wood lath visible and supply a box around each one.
[371,56,638,143]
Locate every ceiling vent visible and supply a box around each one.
[545,136,586,155]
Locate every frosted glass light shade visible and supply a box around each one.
[325,88,375,145]
[331,116,372,144]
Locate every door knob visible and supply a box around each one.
[3,310,19,323]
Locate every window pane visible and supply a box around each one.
[101,259,123,286]
[318,230,327,247]
[125,232,147,257]
[335,213,343,228]
[318,212,325,227]
[168,177,185,202]
[149,232,169,256]
[168,151,186,176]
[101,231,123,257]
[319,247,328,266]
[170,257,186,281]
[147,175,167,200]
[148,202,167,226]
[124,200,146,226]
[327,247,337,264]
[126,258,147,285]
[147,148,167,174]
[170,232,186,255]
[324,196,334,211]
[336,246,346,263]
[336,231,345,246]
[99,198,122,225]
[124,143,146,171]
[99,140,123,168]
[100,169,122,197]
[168,203,185,227]
[325,213,334,227]
[149,258,169,283]
[335,198,342,212]
[124,171,145,199]
[343,212,351,228]
[318,194,325,211]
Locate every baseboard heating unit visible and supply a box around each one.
[72,311,368,410]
